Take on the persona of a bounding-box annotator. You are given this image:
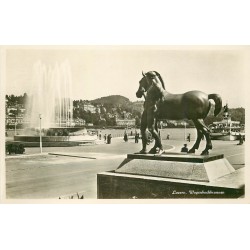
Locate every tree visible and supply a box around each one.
[135,116,141,127]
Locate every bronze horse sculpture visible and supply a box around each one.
[136,71,222,155]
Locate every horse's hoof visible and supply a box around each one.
[148,148,157,154]
[201,150,209,155]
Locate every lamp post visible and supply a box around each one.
[184,121,186,141]
[14,101,18,136]
[14,120,17,136]
[39,114,42,153]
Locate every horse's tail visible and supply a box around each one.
[208,94,222,117]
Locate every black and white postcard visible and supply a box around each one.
[0,45,249,203]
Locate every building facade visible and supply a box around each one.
[116,119,136,128]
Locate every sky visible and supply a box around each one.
[5,46,248,108]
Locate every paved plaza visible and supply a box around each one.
[5,138,245,199]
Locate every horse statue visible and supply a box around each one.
[136,71,222,155]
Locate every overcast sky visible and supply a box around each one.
[5,46,248,108]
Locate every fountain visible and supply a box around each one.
[12,60,97,147]
[28,60,73,128]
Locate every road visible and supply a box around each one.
[5,138,245,199]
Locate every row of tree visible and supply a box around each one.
[204,107,245,125]
[6,93,28,106]
[6,94,245,127]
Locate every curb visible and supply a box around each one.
[48,153,96,159]
[5,152,49,159]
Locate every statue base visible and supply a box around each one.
[97,153,244,199]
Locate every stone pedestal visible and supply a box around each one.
[97,153,244,199]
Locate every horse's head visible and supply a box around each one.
[136,71,165,99]
[136,72,150,98]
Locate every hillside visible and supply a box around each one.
[132,100,144,113]
[92,95,131,106]
[92,95,144,113]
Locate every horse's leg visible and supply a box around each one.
[188,120,203,154]
[147,113,163,154]
[138,110,148,154]
[155,118,160,137]
[155,118,158,133]
[197,119,212,155]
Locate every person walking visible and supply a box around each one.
[107,134,112,144]
[237,134,243,145]
[124,132,128,142]
[187,133,191,142]
[104,134,107,143]
[135,133,139,143]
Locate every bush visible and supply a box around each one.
[6,143,25,154]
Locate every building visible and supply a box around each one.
[83,103,97,113]
[5,115,30,128]
[116,119,136,128]
[73,118,86,126]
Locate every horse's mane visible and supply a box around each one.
[153,71,166,90]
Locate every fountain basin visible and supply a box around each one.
[12,135,97,147]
